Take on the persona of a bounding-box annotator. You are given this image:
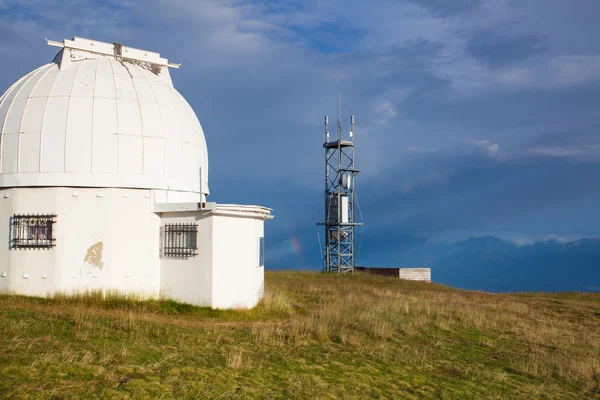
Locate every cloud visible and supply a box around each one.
[528,132,600,160]
[463,138,501,158]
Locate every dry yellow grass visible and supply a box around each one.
[0,270,599,399]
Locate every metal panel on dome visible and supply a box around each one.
[15,68,47,99]
[177,110,193,144]
[31,67,60,97]
[148,81,173,106]
[125,64,145,78]
[2,76,28,103]
[93,98,117,133]
[41,130,66,172]
[71,70,96,97]
[132,77,157,103]
[66,132,92,172]
[140,103,163,137]
[96,58,113,74]
[164,138,182,178]
[92,133,117,174]
[118,135,142,174]
[181,143,196,180]
[21,97,48,133]
[117,99,142,135]
[143,137,164,176]
[50,69,79,97]
[2,134,18,173]
[110,61,130,76]
[67,97,93,133]
[159,106,179,136]
[94,72,116,99]
[4,97,28,134]
[0,102,10,132]
[114,73,137,100]
[19,133,41,173]
[43,97,69,132]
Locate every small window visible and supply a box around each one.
[163,223,198,258]
[10,214,57,249]
[259,237,264,267]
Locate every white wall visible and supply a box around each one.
[0,187,161,297]
[399,268,431,282]
[211,214,264,309]
[159,211,213,307]
[0,187,267,310]
[158,211,266,309]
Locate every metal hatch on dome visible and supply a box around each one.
[45,37,181,69]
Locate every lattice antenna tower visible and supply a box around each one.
[317,112,363,273]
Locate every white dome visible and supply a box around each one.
[0,37,208,201]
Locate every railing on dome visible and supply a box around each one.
[162,223,198,258]
[10,214,57,250]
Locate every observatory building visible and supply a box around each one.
[0,37,272,308]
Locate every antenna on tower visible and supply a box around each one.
[338,90,342,123]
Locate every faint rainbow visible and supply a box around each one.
[284,222,305,268]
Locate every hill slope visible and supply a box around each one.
[1,271,599,399]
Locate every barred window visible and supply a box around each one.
[163,223,198,258]
[259,237,264,267]
[10,214,57,249]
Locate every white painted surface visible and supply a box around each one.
[159,208,268,309]
[341,195,349,224]
[159,212,214,307]
[211,214,265,309]
[399,268,431,282]
[0,37,208,201]
[0,187,161,297]
[0,191,271,308]
[327,195,349,224]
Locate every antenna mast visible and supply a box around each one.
[317,108,362,273]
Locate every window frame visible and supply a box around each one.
[259,237,265,267]
[10,214,57,250]
[162,223,198,259]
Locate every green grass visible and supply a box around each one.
[1,271,599,399]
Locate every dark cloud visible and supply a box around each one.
[405,0,481,17]
[467,32,547,67]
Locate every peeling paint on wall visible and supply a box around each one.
[84,242,104,269]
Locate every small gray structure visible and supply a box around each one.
[356,267,432,282]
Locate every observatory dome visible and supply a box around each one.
[0,37,208,200]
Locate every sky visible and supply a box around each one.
[1,0,599,270]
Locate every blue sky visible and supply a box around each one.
[1,0,599,270]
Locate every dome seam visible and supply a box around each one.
[144,71,167,178]
[0,75,27,174]
[40,63,64,173]
[89,60,98,174]
[124,62,146,176]
[17,66,53,173]
[1,65,48,175]
[64,60,86,173]
[108,59,120,175]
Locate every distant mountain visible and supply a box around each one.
[428,237,600,293]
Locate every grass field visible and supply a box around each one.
[1,271,599,399]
